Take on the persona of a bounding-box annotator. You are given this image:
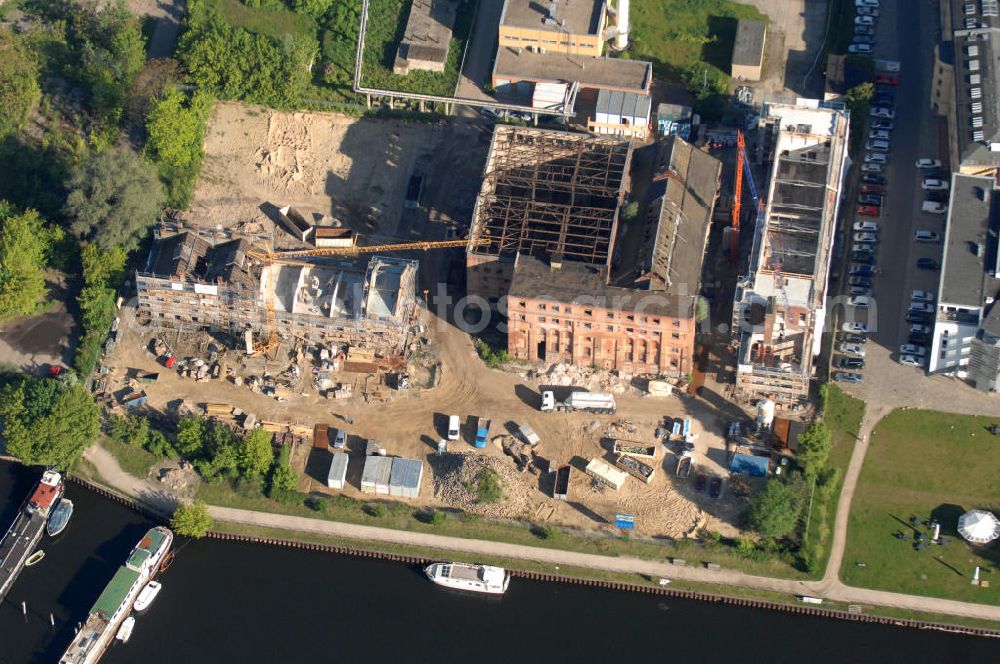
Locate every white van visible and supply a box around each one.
[922,201,947,214]
[865,139,890,152]
[447,415,460,441]
[864,152,887,164]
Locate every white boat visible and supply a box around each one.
[133,581,161,612]
[115,617,135,643]
[424,562,510,595]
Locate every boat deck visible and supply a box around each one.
[0,510,45,601]
[442,564,481,582]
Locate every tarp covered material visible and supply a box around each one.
[958,509,1000,544]
[729,453,768,477]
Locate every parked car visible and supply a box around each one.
[839,332,868,344]
[854,24,875,36]
[911,290,935,302]
[856,206,880,217]
[853,35,875,45]
[925,191,949,202]
[833,371,864,383]
[836,356,866,369]
[851,251,876,264]
[848,296,872,308]
[910,323,931,334]
[852,243,876,254]
[909,301,934,313]
[849,43,873,54]
[849,276,872,287]
[870,120,894,130]
[870,106,895,119]
[909,332,930,346]
[906,310,932,323]
[855,15,876,26]
[858,194,883,206]
[853,220,879,232]
[850,263,874,276]
[900,344,928,357]
[838,343,866,357]
[868,129,891,140]
[477,107,500,120]
[922,201,947,214]
[914,230,941,242]
[861,162,883,173]
[898,354,924,367]
[694,474,708,492]
[842,321,869,333]
[447,415,461,440]
[864,151,887,164]
[850,285,874,297]
[922,178,949,190]
[917,257,939,270]
[333,429,347,449]
[857,5,879,15]
[854,232,879,244]
[709,477,723,498]
[856,0,880,7]
[860,183,885,194]
[915,158,942,169]
[875,74,898,85]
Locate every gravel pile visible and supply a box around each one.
[431,452,531,519]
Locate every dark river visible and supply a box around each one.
[0,462,994,663]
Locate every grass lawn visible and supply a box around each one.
[842,410,1000,605]
[803,385,864,575]
[98,437,161,479]
[206,0,317,39]
[359,0,475,96]
[629,0,766,79]
[197,479,809,579]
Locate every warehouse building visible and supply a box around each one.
[136,230,419,355]
[470,127,721,375]
[588,89,652,139]
[931,0,1000,178]
[732,100,850,411]
[927,173,1000,389]
[394,0,459,74]
[731,19,766,82]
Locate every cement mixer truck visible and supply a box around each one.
[540,390,616,414]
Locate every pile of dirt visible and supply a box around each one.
[603,419,638,438]
[431,452,531,519]
[522,363,641,395]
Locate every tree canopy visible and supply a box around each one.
[239,427,275,480]
[170,499,214,538]
[64,145,164,252]
[0,375,100,468]
[748,478,802,538]
[78,2,147,121]
[0,28,41,139]
[0,203,50,321]
[797,420,832,481]
[267,445,298,500]
[145,88,213,207]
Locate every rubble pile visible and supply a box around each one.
[521,363,641,395]
[603,419,638,438]
[431,453,531,519]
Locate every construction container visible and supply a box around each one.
[313,424,330,449]
[553,465,571,500]
[365,439,383,456]
[327,452,349,490]
[360,456,393,494]
[584,458,628,491]
[388,458,423,498]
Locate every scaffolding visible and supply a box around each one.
[469,126,632,264]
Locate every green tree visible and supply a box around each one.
[0,28,41,139]
[0,376,100,468]
[0,204,49,320]
[748,479,802,538]
[239,428,274,480]
[79,2,147,121]
[797,420,831,480]
[64,145,164,252]
[73,243,127,376]
[107,413,150,448]
[170,499,213,538]
[267,445,298,500]
[175,416,206,458]
[290,0,336,18]
[145,88,213,207]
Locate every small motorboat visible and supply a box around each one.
[47,498,74,537]
[424,562,510,595]
[133,581,161,612]
[25,550,45,567]
[116,616,135,643]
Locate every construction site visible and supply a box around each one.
[731,101,850,412]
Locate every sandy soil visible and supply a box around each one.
[188,102,488,244]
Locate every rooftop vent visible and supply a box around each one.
[973,130,986,141]
[971,87,983,98]
[968,44,980,56]
[971,101,983,113]
[965,17,978,27]
[984,0,998,16]
[972,115,984,127]
[965,2,976,14]
[969,59,981,71]
[970,73,982,84]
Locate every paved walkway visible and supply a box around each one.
[83,442,1000,622]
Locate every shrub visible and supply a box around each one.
[473,467,503,504]
[532,524,557,540]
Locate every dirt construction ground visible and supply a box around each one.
[110,295,750,541]
[187,102,488,244]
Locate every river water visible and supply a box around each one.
[0,462,993,663]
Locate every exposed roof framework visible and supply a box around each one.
[471,127,631,263]
[763,146,830,276]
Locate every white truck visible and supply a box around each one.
[540,390,616,414]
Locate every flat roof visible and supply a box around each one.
[91,566,139,619]
[494,47,652,93]
[397,0,458,66]
[939,174,999,306]
[732,19,766,67]
[500,0,604,36]
[948,0,1000,167]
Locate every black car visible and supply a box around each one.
[917,257,940,270]
[851,251,876,264]
[839,332,868,344]
[835,356,865,369]
[906,311,932,323]
[858,194,883,205]
[849,276,872,287]
[861,173,887,185]
[709,477,723,499]
[925,191,948,203]
[694,474,707,493]
[853,35,875,44]
[909,332,930,345]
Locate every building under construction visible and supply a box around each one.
[469,126,721,375]
[732,101,850,410]
[136,230,419,354]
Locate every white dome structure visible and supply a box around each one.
[957,509,1000,544]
